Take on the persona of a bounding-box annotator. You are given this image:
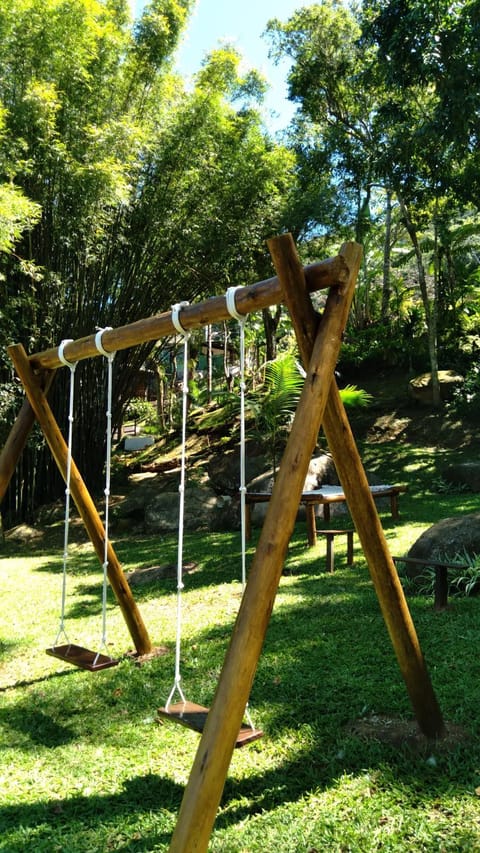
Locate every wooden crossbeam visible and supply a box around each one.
[27,255,349,371]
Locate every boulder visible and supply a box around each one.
[5,523,44,544]
[406,513,480,577]
[144,486,234,534]
[207,441,268,495]
[442,462,480,492]
[246,453,340,528]
[408,370,463,405]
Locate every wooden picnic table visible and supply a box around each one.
[245,484,407,546]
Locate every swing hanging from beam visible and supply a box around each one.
[46,329,119,671]
[1,235,446,850]
[157,301,262,747]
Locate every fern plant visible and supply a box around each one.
[249,353,372,478]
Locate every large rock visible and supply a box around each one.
[442,462,480,492]
[144,486,234,534]
[246,453,339,528]
[409,370,463,405]
[407,513,480,574]
[207,441,268,495]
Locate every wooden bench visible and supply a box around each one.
[392,555,468,610]
[246,484,407,546]
[317,528,354,572]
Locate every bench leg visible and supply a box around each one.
[306,504,317,547]
[346,530,354,566]
[245,505,252,541]
[434,566,448,610]
[390,494,399,519]
[325,533,334,573]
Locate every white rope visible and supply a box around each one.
[226,287,247,592]
[166,304,190,709]
[225,289,256,732]
[94,326,112,358]
[51,341,77,648]
[94,327,115,664]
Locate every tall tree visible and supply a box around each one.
[0,2,296,522]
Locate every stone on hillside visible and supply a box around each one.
[246,453,340,528]
[442,462,480,492]
[409,370,463,405]
[124,435,155,451]
[207,441,268,495]
[5,523,43,544]
[406,513,480,577]
[144,486,234,534]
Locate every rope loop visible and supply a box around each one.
[225,286,245,325]
[95,327,114,360]
[171,301,190,337]
[58,339,76,370]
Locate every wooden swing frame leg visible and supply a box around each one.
[5,345,152,658]
[168,235,444,852]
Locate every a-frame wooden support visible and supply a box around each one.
[4,344,153,657]
[0,247,352,658]
[167,236,445,852]
[0,235,445,852]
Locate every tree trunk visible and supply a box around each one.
[381,190,393,322]
[398,194,440,405]
[262,305,281,362]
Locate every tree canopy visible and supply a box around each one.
[2,0,480,523]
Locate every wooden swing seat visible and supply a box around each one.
[157,701,263,748]
[46,643,119,671]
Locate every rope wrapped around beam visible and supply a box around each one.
[26,255,349,371]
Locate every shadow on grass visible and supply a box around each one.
[0,773,178,850]
[1,731,479,852]
[3,528,480,849]
[0,706,75,747]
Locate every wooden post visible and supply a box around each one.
[168,240,360,852]
[26,256,349,371]
[274,234,445,740]
[7,344,152,657]
[0,371,54,504]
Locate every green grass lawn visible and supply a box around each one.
[2,468,480,851]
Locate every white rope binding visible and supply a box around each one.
[94,327,115,665]
[166,302,190,710]
[171,301,190,338]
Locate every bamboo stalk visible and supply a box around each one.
[26,256,348,371]
[7,344,152,657]
[275,235,445,740]
[168,240,360,852]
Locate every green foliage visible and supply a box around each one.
[0,1,296,520]
[124,397,155,425]
[340,317,427,372]
[339,384,372,408]
[249,353,304,476]
[447,362,480,420]
[0,182,40,254]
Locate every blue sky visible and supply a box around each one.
[132,0,303,131]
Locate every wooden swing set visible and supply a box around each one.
[0,233,445,851]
